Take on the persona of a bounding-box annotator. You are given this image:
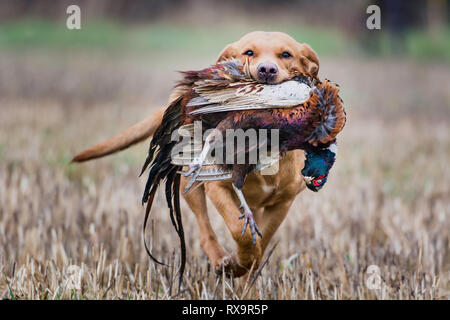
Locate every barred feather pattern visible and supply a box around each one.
[305,80,346,145]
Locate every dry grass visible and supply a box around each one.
[0,51,449,299]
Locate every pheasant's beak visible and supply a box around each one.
[303,177,314,190]
[303,176,313,184]
[303,176,320,192]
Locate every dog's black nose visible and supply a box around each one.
[257,62,278,82]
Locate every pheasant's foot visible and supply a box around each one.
[232,184,262,245]
[239,208,262,245]
[183,160,202,193]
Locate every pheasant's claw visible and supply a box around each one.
[183,162,201,177]
[184,176,197,194]
[239,213,248,236]
[239,210,262,245]
[183,162,202,193]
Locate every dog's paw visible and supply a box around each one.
[214,255,248,278]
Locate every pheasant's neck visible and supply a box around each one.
[277,101,323,151]
[303,101,321,121]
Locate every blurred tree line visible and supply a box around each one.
[0,0,448,59]
[0,0,447,28]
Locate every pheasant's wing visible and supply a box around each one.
[179,59,250,88]
[188,79,312,115]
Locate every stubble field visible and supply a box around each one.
[0,45,449,299]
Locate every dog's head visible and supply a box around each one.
[217,31,319,84]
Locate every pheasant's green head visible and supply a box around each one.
[302,143,337,192]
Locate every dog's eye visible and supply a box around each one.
[281,51,292,58]
[243,50,254,56]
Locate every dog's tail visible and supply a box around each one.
[71,106,166,163]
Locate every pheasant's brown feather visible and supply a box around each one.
[303,80,346,145]
[141,59,346,290]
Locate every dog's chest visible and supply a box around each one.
[242,150,305,207]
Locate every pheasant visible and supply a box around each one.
[140,60,346,286]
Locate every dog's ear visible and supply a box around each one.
[216,43,239,62]
[298,43,319,77]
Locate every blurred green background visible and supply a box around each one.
[0,0,449,59]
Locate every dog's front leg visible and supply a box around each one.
[259,199,295,254]
[180,176,228,273]
[205,181,263,277]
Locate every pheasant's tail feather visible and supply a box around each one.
[142,188,167,266]
[307,80,346,145]
[140,96,183,185]
[140,95,186,290]
[165,170,186,290]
